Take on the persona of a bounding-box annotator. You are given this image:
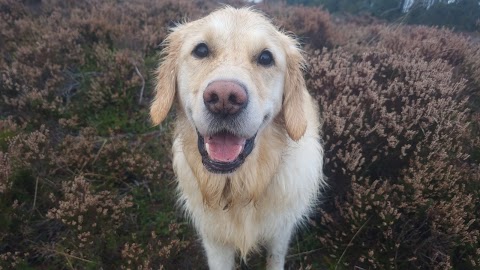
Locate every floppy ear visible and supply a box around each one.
[283,41,308,141]
[150,30,182,125]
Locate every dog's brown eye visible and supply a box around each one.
[193,43,209,58]
[257,50,274,66]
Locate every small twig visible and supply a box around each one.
[82,172,112,178]
[31,177,39,212]
[79,138,107,172]
[64,254,74,270]
[134,64,145,105]
[92,139,107,165]
[134,179,152,197]
[45,247,94,266]
[286,248,323,259]
[59,251,93,265]
[335,216,372,270]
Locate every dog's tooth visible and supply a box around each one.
[205,142,211,156]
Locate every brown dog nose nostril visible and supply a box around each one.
[229,93,240,105]
[206,93,219,104]
[203,81,248,115]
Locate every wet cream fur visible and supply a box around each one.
[150,7,325,270]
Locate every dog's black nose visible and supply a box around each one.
[203,81,248,116]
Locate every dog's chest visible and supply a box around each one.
[195,183,297,254]
[172,131,324,254]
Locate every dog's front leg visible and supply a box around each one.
[202,236,235,270]
[266,223,295,270]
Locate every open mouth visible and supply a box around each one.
[197,131,256,174]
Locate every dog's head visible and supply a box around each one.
[150,7,308,174]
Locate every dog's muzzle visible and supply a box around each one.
[197,131,256,174]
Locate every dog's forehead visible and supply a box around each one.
[206,8,275,32]
[197,8,281,46]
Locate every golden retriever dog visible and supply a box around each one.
[150,7,325,270]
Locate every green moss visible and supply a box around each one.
[0,130,16,152]
[85,106,154,136]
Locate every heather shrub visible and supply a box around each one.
[0,0,235,268]
[119,224,191,270]
[45,175,133,268]
[261,4,336,49]
[0,152,9,193]
[1,0,85,125]
[379,26,471,65]
[308,38,480,268]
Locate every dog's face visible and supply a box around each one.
[151,7,308,174]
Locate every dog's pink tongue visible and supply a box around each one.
[205,133,245,162]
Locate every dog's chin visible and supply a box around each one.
[197,131,256,174]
